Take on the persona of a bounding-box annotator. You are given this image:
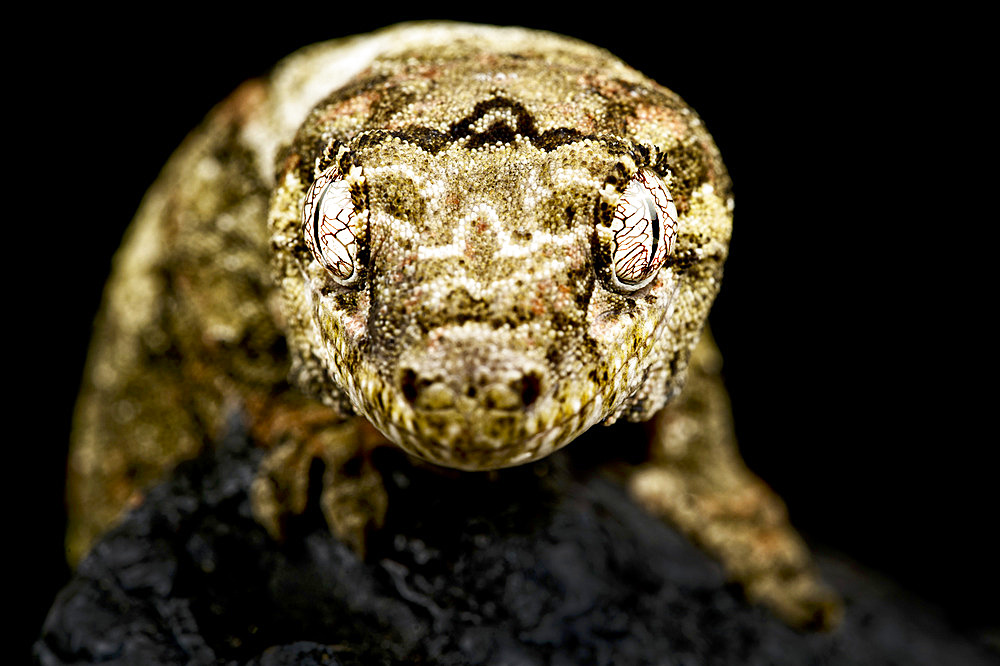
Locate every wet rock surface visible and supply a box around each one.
[35,417,999,665]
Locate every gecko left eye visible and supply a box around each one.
[605,169,678,292]
[302,165,364,286]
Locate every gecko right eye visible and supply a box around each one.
[302,165,365,286]
[595,168,679,294]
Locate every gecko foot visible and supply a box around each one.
[250,418,387,555]
[746,567,843,631]
[629,465,843,631]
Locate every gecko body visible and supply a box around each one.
[69,23,839,629]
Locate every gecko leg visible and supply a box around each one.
[627,334,842,630]
[249,405,388,557]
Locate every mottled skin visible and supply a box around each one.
[69,23,840,630]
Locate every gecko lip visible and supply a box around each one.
[370,381,575,469]
[406,405,539,450]
[370,369,616,471]
[392,413,564,470]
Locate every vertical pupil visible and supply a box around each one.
[313,182,330,264]
[643,193,660,261]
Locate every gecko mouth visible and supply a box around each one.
[382,403,600,470]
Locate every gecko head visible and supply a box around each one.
[269,40,731,470]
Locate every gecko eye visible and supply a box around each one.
[605,169,678,292]
[302,165,364,286]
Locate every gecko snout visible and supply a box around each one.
[386,324,554,463]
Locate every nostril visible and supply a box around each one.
[400,368,418,404]
[519,372,541,407]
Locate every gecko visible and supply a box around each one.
[68,22,841,630]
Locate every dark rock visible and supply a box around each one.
[35,415,999,665]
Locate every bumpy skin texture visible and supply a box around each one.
[69,23,840,629]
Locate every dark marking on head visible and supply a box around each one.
[654,144,708,215]
[534,127,585,151]
[606,162,630,188]
[449,96,536,146]
[354,127,452,155]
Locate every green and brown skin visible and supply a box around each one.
[69,23,840,630]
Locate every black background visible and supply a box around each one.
[19,5,993,658]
